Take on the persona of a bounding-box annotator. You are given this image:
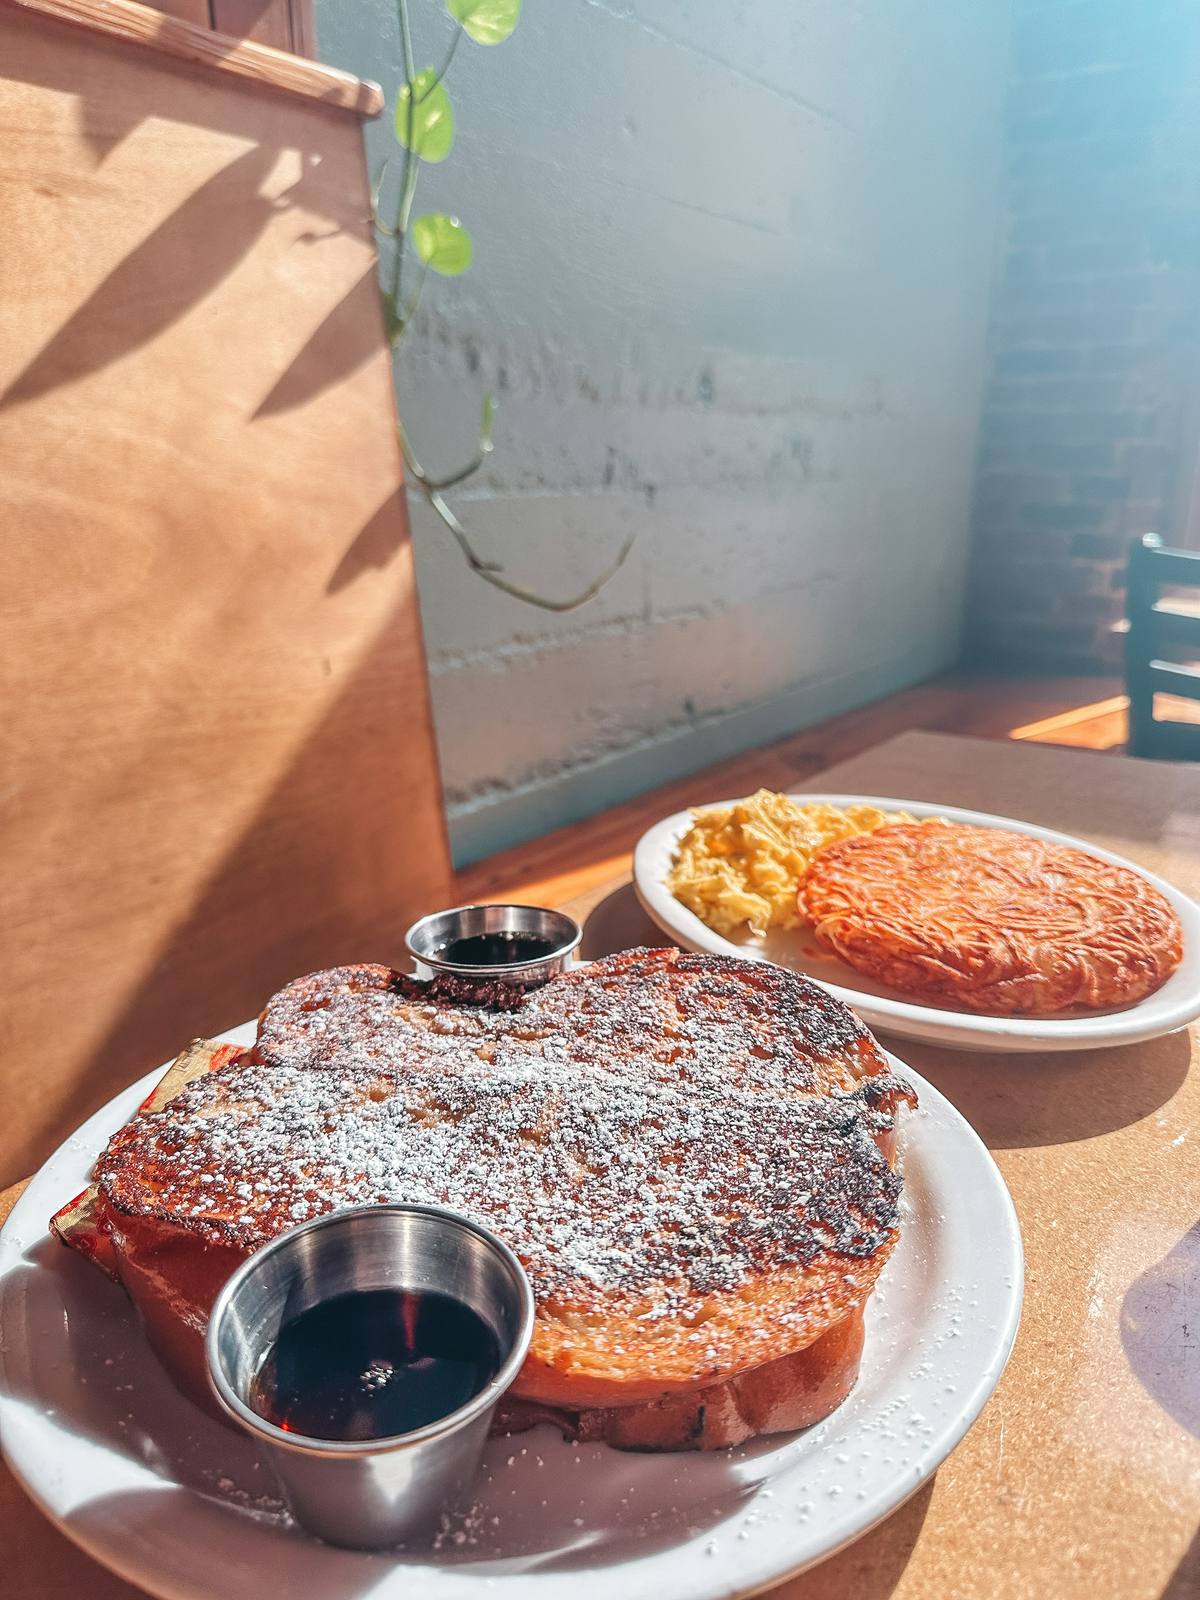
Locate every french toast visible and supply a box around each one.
[55,948,916,1450]
[49,1038,246,1283]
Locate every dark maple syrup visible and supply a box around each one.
[434,930,557,966]
[249,1288,501,1442]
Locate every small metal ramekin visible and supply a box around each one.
[206,1204,534,1549]
[404,902,582,986]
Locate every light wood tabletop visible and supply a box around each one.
[3,728,1199,1599]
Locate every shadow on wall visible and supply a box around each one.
[2,35,449,1184]
[3,145,286,406]
[253,266,383,420]
[17,559,451,1185]
[57,2,311,167]
[2,39,366,410]
[327,489,412,593]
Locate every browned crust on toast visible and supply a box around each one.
[497,1305,866,1450]
[59,950,915,1448]
[51,1040,245,1282]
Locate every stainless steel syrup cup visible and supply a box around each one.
[206,1204,534,1549]
[405,902,582,986]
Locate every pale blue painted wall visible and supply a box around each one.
[315,0,1011,863]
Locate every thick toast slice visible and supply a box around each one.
[51,1039,245,1281]
[61,950,915,1448]
[496,1304,867,1449]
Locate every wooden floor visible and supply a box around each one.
[454,669,1170,910]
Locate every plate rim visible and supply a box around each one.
[633,790,1200,1051]
[0,1038,1023,1600]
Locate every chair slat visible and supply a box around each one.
[1124,534,1200,759]
[1136,719,1200,761]
[1148,659,1200,700]
[1142,544,1200,586]
[1150,603,1200,652]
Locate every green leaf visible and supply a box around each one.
[395,70,455,162]
[411,213,473,276]
[480,392,496,452]
[447,0,521,46]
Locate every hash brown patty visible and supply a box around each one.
[803,820,1183,1016]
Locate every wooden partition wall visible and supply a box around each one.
[0,0,453,1184]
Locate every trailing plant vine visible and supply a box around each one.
[375,0,633,611]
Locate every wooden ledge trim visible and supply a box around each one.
[2,0,384,118]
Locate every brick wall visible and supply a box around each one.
[968,0,1200,668]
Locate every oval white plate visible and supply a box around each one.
[634,793,1200,1053]
[0,1037,1021,1600]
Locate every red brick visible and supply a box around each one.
[1117,440,1179,474]
[1043,239,1153,279]
[1016,556,1123,597]
[981,411,1155,449]
[986,439,1120,474]
[993,347,1080,377]
[1022,501,1107,531]
[1108,499,1169,534]
[1071,531,1136,560]
[971,575,1060,617]
[1071,474,1131,502]
[969,617,1113,670]
[1081,341,1162,375]
[973,528,1075,565]
[991,308,1141,345]
[1065,592,1126,621]
[1095,627,1126,667]
[970,0,1200,671]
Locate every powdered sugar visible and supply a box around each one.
[100,951,915,1323]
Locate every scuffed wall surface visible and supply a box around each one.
[316,0,1010,861]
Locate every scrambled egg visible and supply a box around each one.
[666,789,911,938]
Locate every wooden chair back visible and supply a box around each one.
[1124,533,1200,760]
[0,0,452,1184]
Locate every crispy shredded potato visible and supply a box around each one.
[803,820,1184,1013]
[667,789,913,938]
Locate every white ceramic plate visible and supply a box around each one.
[0,1035,1020,1600]
[634,793,1200,1053]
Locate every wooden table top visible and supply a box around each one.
[3,729,1199,1599]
